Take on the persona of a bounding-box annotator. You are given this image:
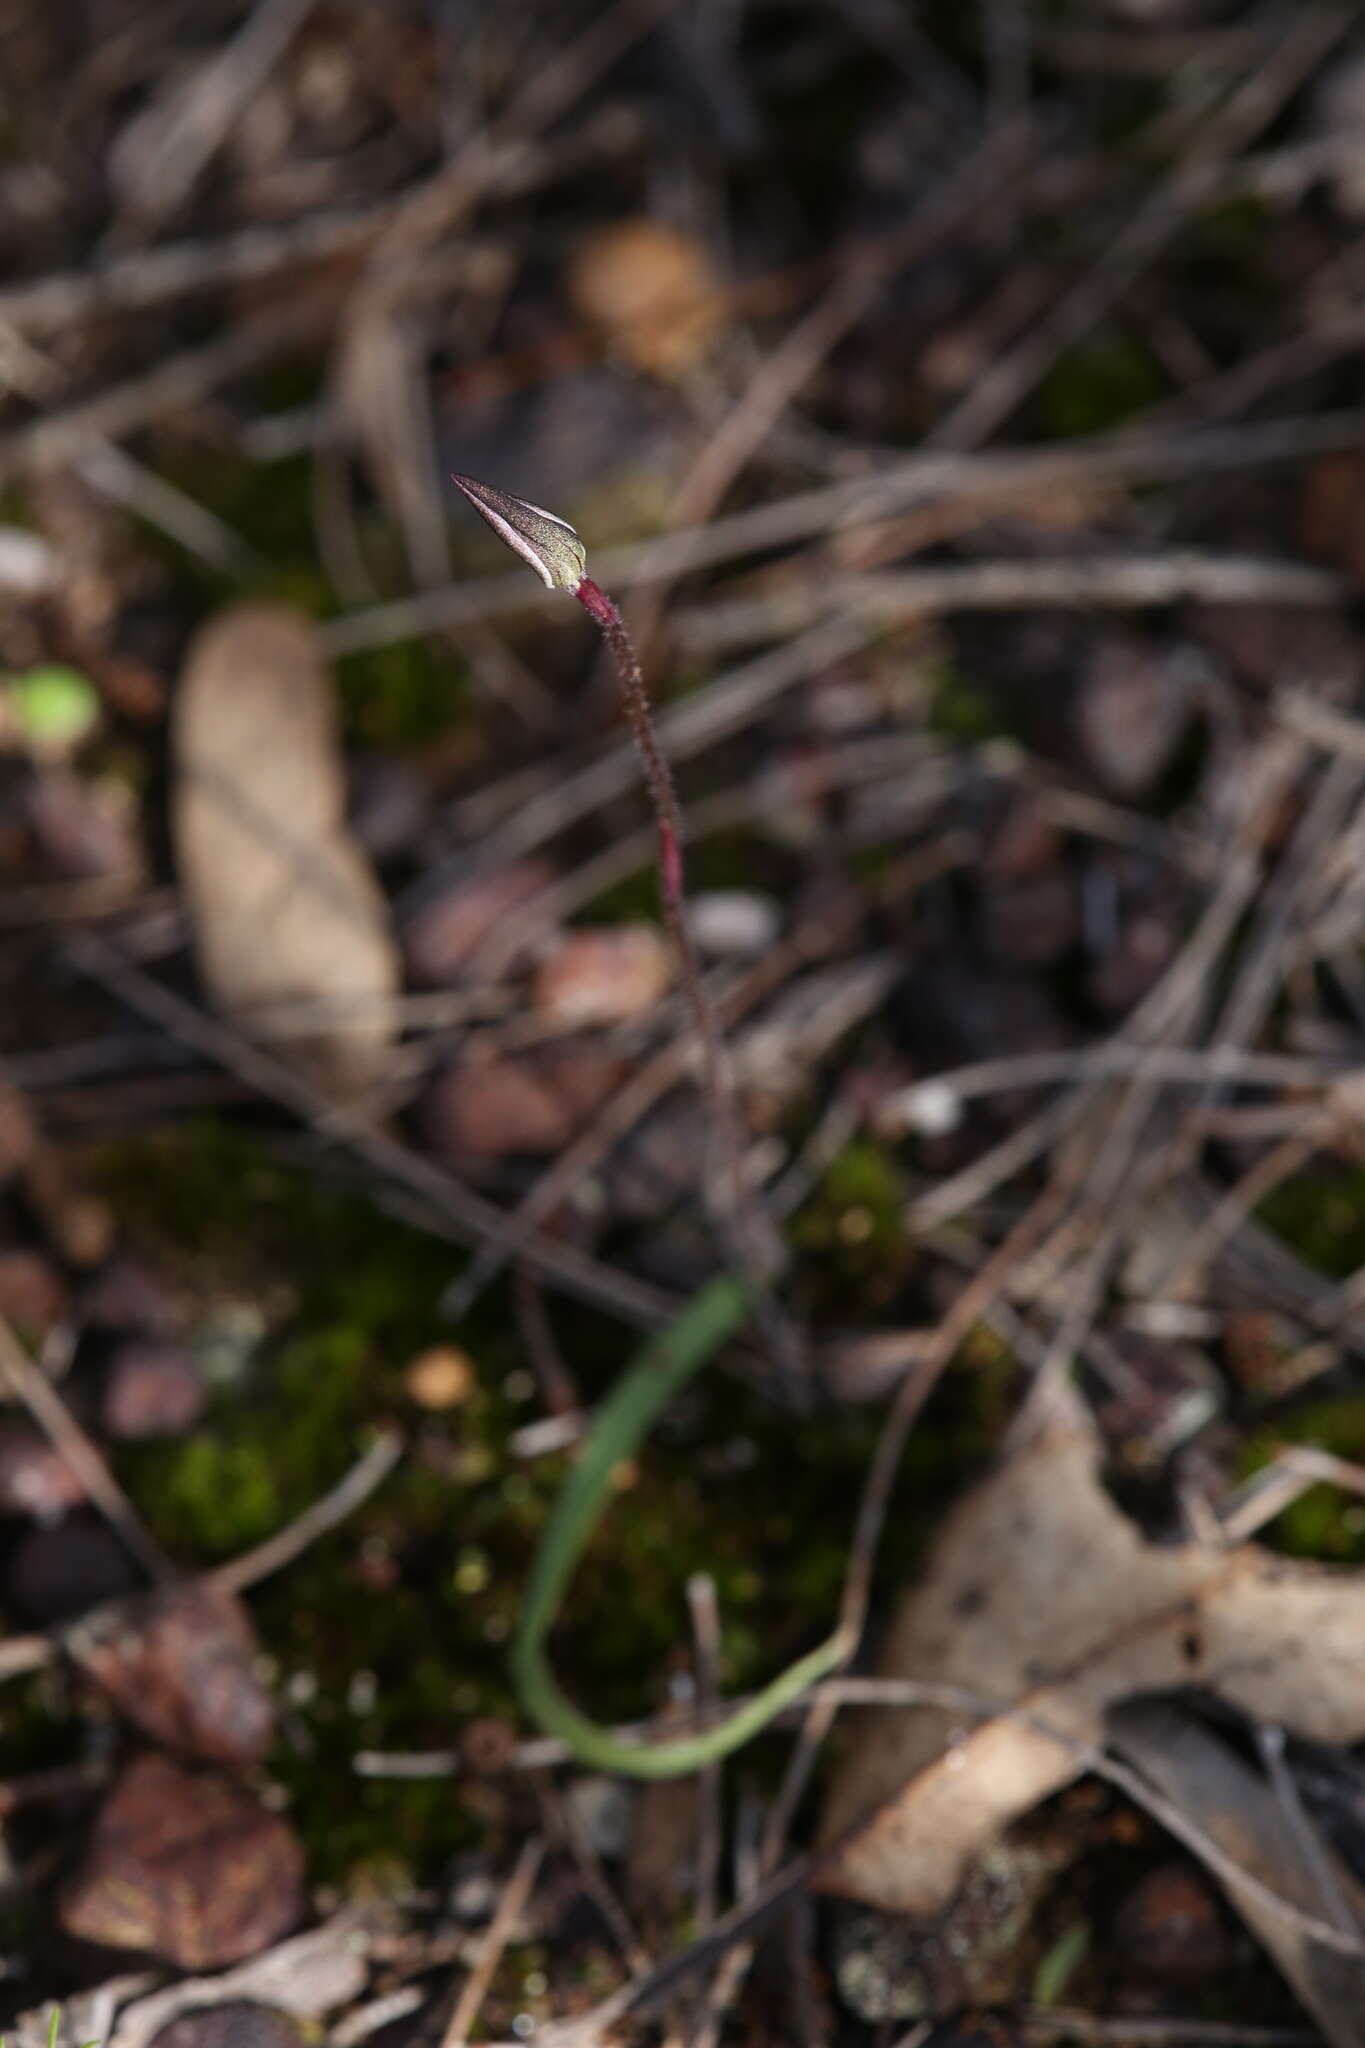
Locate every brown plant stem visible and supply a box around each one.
[574,575,781,1294]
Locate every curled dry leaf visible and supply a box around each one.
[173,604,398,1097]
[820,1383,1365,1916]
[61,1752,305,1968]
[64,1580,275,1764]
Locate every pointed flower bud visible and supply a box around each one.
[450,474,587,593]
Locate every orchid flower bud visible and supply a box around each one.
[450,474,587,593]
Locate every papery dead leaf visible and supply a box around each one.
[1110,1700,1365,2048]
[820,1383,1365,1915]
[65,1580,274,1763]
[107,1914,371,2048]
[61,1751,305,1966]
[173,603,398,1096]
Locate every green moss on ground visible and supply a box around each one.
[1041,335,1165,440]
[1239,1394,1365,1563]
[927,657,1005,742]
[40,1121,989,1885]
[791,1137,913,1309]
[1259,1165,1365,1280]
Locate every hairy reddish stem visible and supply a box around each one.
[574,575,778,1288]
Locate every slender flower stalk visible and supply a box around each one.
[450,475,782,1302]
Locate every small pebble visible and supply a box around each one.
[689,890,780,959]
[0,1247,67,1335]
[102,1342,206,1440]
[533,925,670,1028]
[404,1345,475,1410]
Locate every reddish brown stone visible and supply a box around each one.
[1112,1861,1230,1984]
[0,1248,67,1336]
[424,1049,626,1159]
[65,1582,274,1764]
[1073,636,1194,799]
[82,1257,184,1338]
[25,765,144,881]
[5,1516,138,1622]
[0,1421,85,1519]
[102,1342,206,1440]
[61,1752,305,1967]
[23,1147,116,1266]
[402,860,554,983]
[533,925,670,1027]
[0,1087,36,1180]
[148,2005,304,2048]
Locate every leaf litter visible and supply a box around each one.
[173,603,399,1099]
[820,1380,1365,2031]
[13,0,1365,2040]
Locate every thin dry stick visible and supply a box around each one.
[625,113,1041,666]
[685,1187,1069,2040]
[0,303,324,483]
[444,858,873,1317]
[1087,1745,1365,1961]
[1254,1722,1360,1943]
[620,1683,1365,2041]
[67,927,674,1328]
[110,0,318,225]
[0,204,394,331]
[512,1271,581,1421]
[686,1573,724,1938]
[0,1431,407,1691]
[0,1314,172,1582]
[1006,734,1308,1436]
[929,3,1354,449]
[213,1429,403,1595]
[1160,1127,1328,1306]
[1021,2017,1312,2047]
[535,1776,651,1980]
[440,1836,545,2048]
[1218,1446,1365,1545]
[322,407,1365,658]
[676,550,1342,653]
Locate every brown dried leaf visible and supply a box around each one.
[61,1752,305,1967]
[173,604,398,1096]
[1111,1701,1365,2048]
[108,1914,371,2048]
[65,1581,275,1764]
[820,1384,1365,1914]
